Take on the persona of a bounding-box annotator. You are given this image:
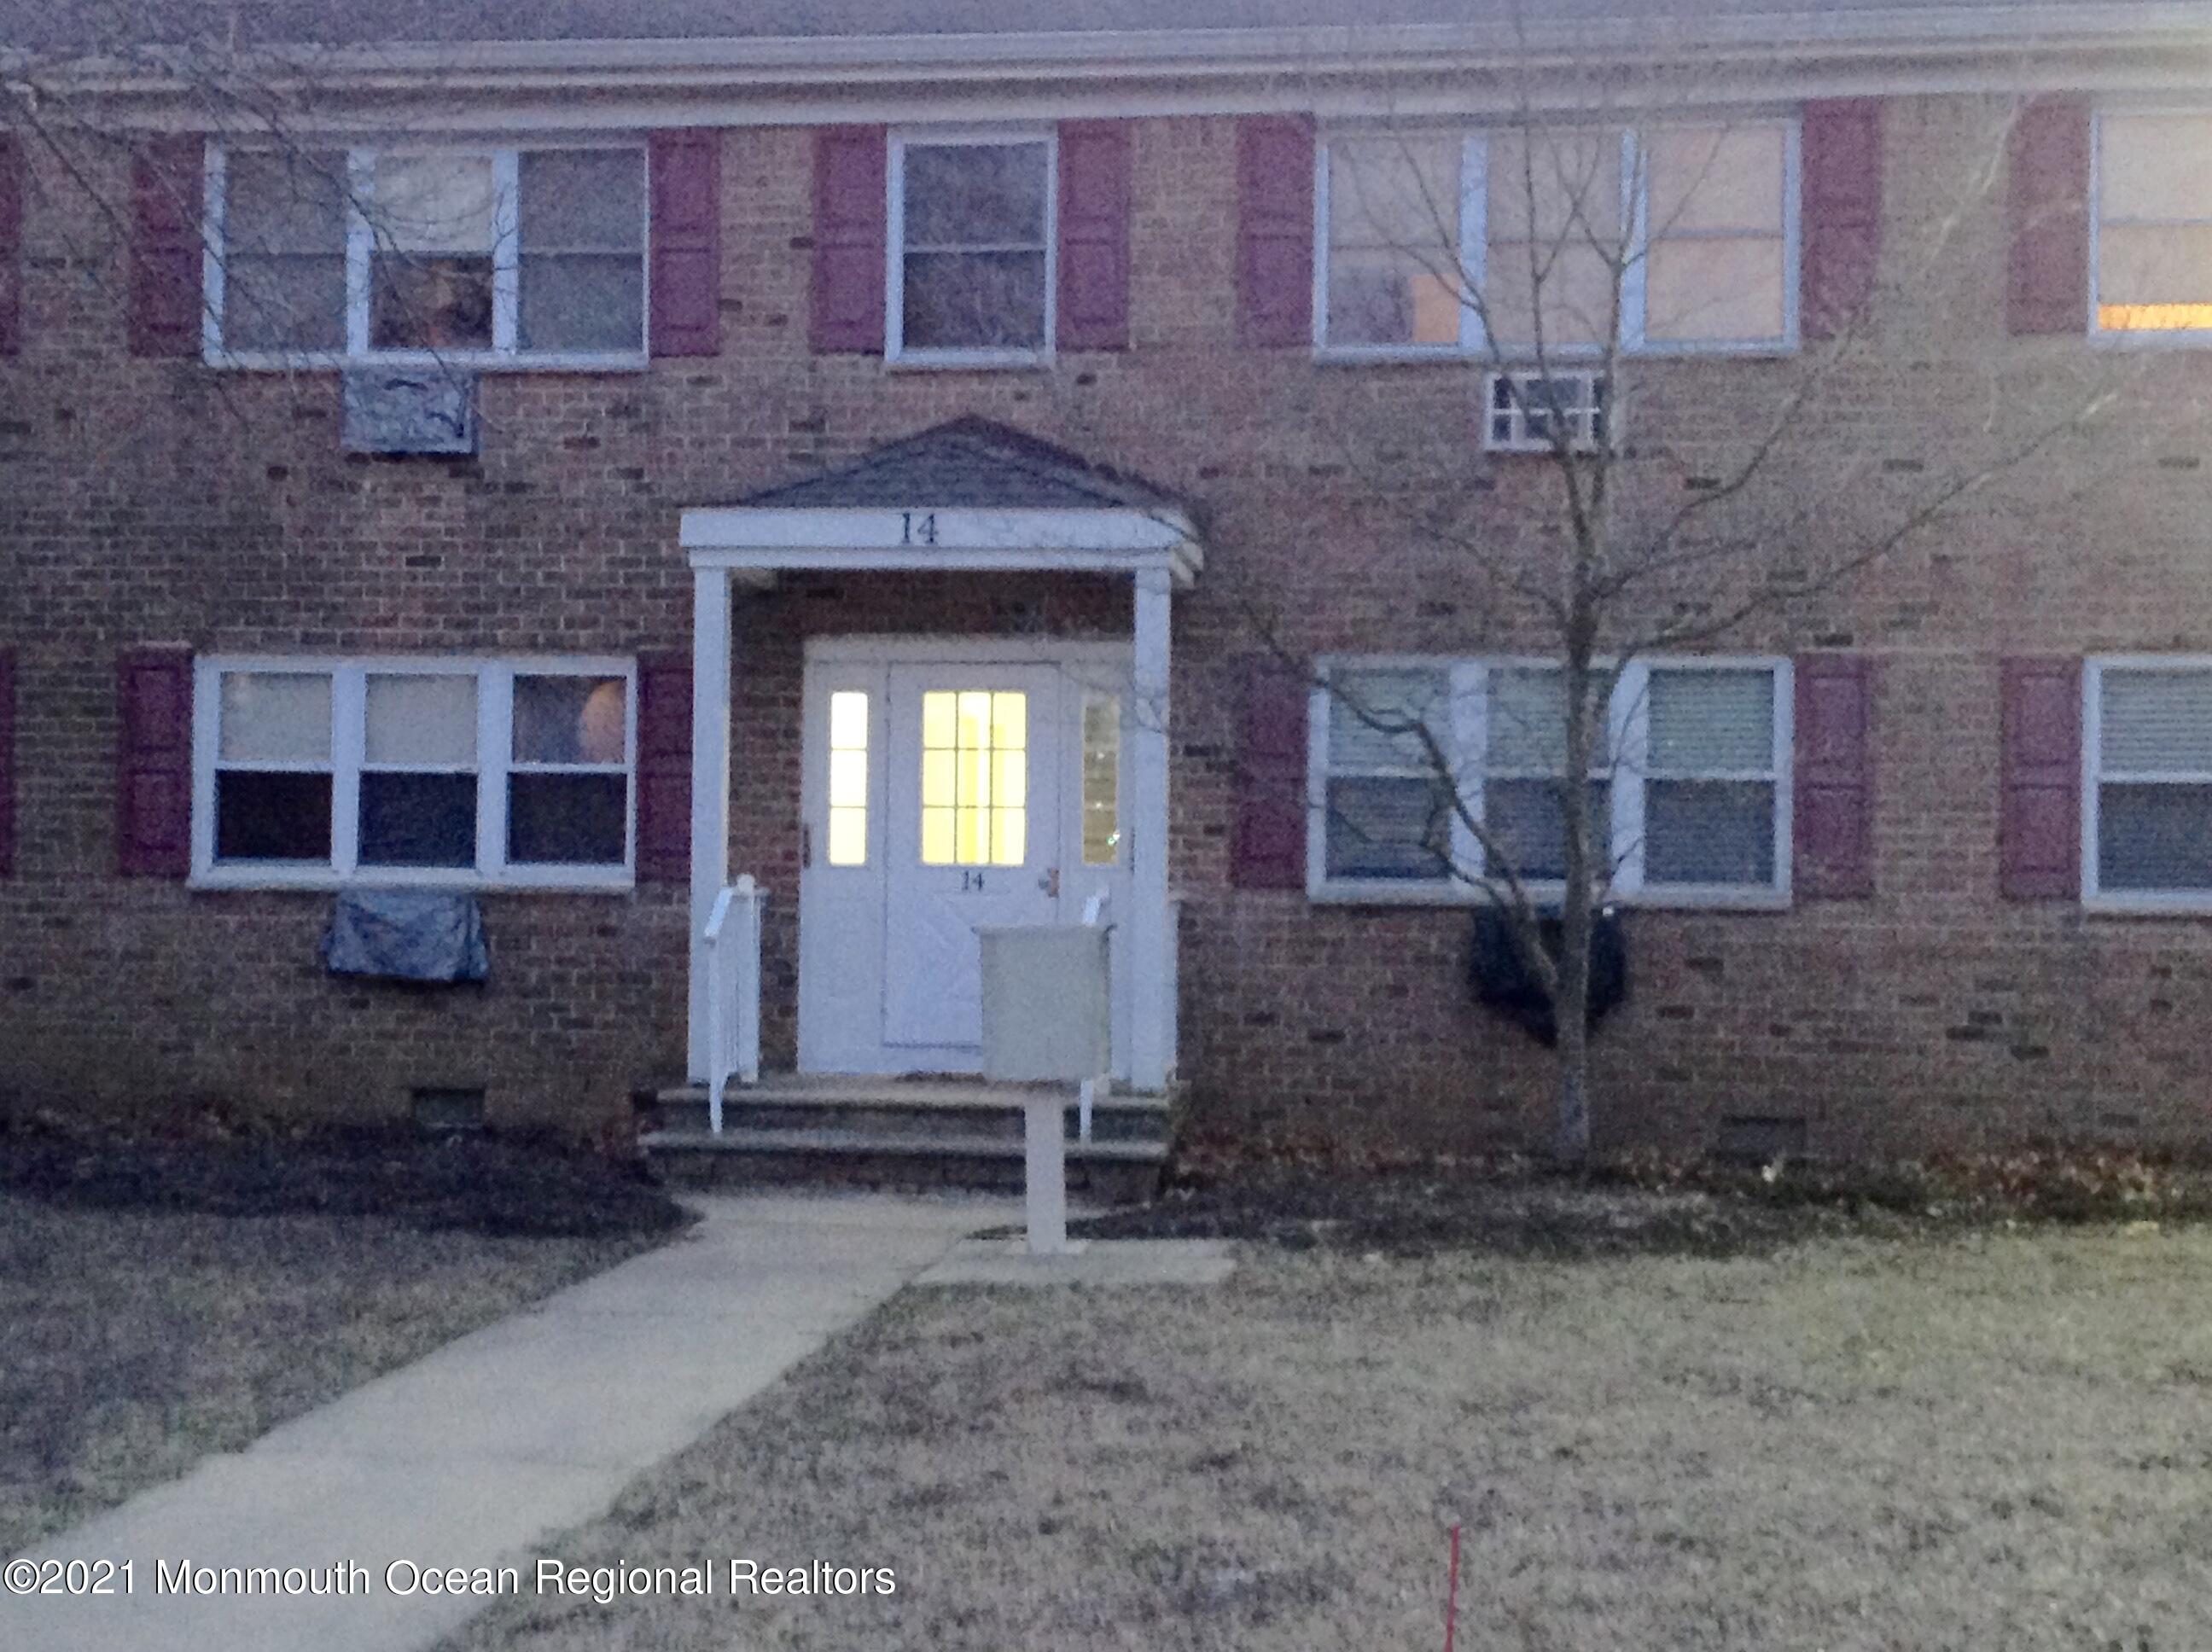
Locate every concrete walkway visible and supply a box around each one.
[6,1193,1010,1652]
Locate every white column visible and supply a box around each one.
[1128,566,1174,1093]
[687,566,733,1084]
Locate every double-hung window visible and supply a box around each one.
[888,132,1056,363]
[2086,660,2212,901]
[207,143,648,365]
[1310,656,1791,905]
[1314,119,1796,357]
[2093,113,2212,337]
[195,659,636,887]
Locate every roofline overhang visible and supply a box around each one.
[681,504,1202,587]
[20,6,2212,103]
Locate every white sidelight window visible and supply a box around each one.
[1314,119,1797,357]
[194,658,637,887]
[1310,655,1792,906]
[888,131,1056,363]
[2093,113,2212,337]
[2086,660,2212,899]
[207,143,648,366]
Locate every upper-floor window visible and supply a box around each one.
[1310,656,1791,906]
[888,131,1056,364]
[194,657,636,888]
[2093,113,2212,336]
[209,143,647,366]
[1316,120,1797,358]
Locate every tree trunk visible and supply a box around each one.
[1551,1011,1592,1164]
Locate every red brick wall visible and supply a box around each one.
[3,102,2210,1155]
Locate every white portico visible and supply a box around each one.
[677,419,1200,1101]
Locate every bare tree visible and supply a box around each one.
[1272,73,2129,1166]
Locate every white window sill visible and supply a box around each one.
[1311,341,1796,366]
[1306,880,1791,912]
[191,868,636,894]
[202,351,652,375]
[884,348,1053,372]
[2083,892,2212,916]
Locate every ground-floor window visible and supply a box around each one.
[1310,655,1790,907]
[194,657,635,888]
[2086,659,2212,903]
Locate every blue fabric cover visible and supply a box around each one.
[321,890,490,983]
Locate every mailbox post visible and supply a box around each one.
[979,923,1113,1256]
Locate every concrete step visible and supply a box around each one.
[639,1077,1174,1147]
[639,1125,1166,1206]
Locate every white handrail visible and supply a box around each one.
[701,875,765,1133]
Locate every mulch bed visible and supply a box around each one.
[1072,1144,2212,1259]
[0,1121,690,1240]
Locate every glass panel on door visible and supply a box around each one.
[918,689,1027,866]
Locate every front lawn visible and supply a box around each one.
[444,1208,2212,1650]
[0,1128,687,1556]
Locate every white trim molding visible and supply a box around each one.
[682,505,1203,585]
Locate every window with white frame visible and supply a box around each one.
[890,133,1055,360]
[1321,666,1460,881]
[196,659,635,886]
[1315,119,1796,355]
[1311,657,1790,903]
[2087,662,2212,897]
[209,144,647,364]
[2093,113,2212,336]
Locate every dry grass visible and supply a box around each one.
[448,1227,2212,1651]
[0,1192,667,1556]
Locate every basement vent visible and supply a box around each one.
[342,369,480,456]
[1481,369,1610,454]
[411,1086,488,1134]
[1714,1114,1808,1165]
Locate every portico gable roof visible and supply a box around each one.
[680,417,1202,585]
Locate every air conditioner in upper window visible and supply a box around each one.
[1481,369,1610,455]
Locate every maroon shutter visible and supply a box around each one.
[1236,115,1315,349]
[1057,119,1132,352]
[1792,654,1875,899]
[635,653,693,884]
[131,136,204,358]
[0,134,21,356]
[0,650,15,876]
[2000,657,2082,899]
[649,131,722,358]
[2007,96,2091,336]
[810,125,887,354]
[1800,99,1883,340]
[1231,658,1310,890]
[116,649,192,877]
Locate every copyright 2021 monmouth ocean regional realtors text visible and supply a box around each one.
[3,1556,897,1603]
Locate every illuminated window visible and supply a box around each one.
[1643,125,1790,346]
[1081,697,1121,865]
[919,690,1027,866]
[827,690,870,867]
[2095,113,2212,334]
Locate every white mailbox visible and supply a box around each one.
[979,924,1112,1085]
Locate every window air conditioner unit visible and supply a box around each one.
[1481,369,1610,454]
[341,369,480,456]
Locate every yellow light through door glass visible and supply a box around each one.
[826,690,868,866]
[1082,697,1121,864]
[919,689,1028,866]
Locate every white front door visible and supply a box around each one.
[882,665,1062,1056]
[798,647,1133,1077]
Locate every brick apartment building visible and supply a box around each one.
[4,0,2212,1162]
